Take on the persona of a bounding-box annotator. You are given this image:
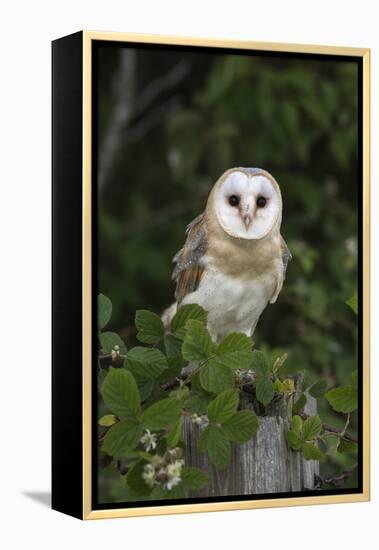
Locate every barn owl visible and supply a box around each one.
[163,167,291,341]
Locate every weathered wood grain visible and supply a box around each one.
[182,382,319,497]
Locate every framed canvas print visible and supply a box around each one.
[52,31,370,520]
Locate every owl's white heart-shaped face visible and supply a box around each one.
[214,170,282,239]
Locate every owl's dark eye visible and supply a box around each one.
[256,196,267,208]
[229,195,239,207]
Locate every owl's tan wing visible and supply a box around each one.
[172,213,208,304]
[270,235,292,304]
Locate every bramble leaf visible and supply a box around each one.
[98,294,112,329]
[302,414,322,441]
[285,430,303,450]
[99,331,127,355]
[184,393,212,414]
[292,415,303,436]
[126,460,152,495]
[181,467,210,491]
[256,377,275,405]
[164,334,184,358]
[251,350,270,377]
[98,414,117,427]
[135,310,165,344]
[102,419,143,457]
[293,393,307,413]
[125,347,168,381]
[200,360,235,394]
[171,304,207,339]
[166,417,183,447]
[141,397,182,430]
[309,379,328,399]
[325,386,358,413]
[337,439,358,454]
[302,442,324,461]
[101,367,141,418]
[223,410,258,443]
[182,320,214,362]
[198,424,231,470]
[207,389,239,424]
[216,333,253,370]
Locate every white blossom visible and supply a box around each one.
[191,413,209,428]
[142,463,157,488]
[164,459,184,490]
[151,454,163,467]
[140,429,157,452]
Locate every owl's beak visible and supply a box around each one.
[242,213,253,230]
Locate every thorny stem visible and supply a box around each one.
[340,413,351,438]
[314,463,358,489]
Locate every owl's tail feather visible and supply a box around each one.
[161,302,178,331]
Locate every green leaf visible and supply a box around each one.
[272,353,288,372]
[143,385,167,407]
[285,430,303,450]
[138,380,155,401]
[101,367,141,418]
[98,414,117,427]
[325,386,358,413]
[164,334,184,358]
[216,333,253,370]
[309,379,328,399]
[256,377,275,405]
[135,310,165,344]
[223,410,258,443]
[182,320,214,362]
[141,397,182,430]
[98,294,112,329]
[126,460,152,495]
[251,350,270,377]
[302,415,322,441]
[125,347,168,381]
[302,442,324,461]
[281,378,295,392]
[184,393,212,414]
[200,360,235,394]
[102,419,143,457]
[99,332,127,355]
[207,389,239,424]
[346,291,358,315]
[274,379,285,392]
[337,439,358,454]
[181,467,209,491]
[166,417,183,447]
[171,304,208,339]
[150,484,185,500]
[293,393,307,413]
[198,424,231,470]
[157,361,184,384]
[292,415,303,436]
[301,371,313,391]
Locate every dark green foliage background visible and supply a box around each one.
[96,44,359,500]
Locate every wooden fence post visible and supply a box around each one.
[182,381,319,497]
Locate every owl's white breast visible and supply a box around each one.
[181,266,277,341]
